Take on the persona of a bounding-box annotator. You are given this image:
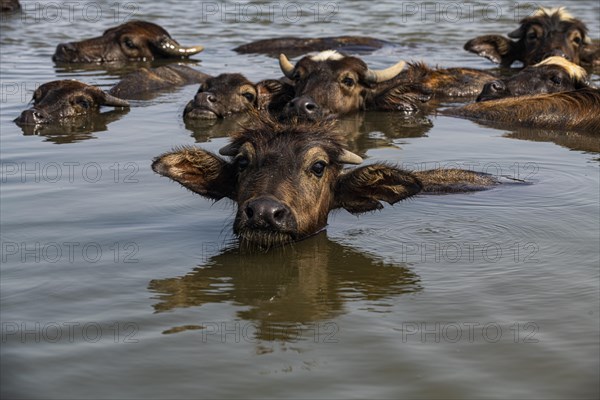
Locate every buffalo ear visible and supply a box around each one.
[256,79,295,111]
[152,147,236,200]
[464,35,519,66]
[414,169,497,193]
[333,164,422,214]
[370,82,432,112]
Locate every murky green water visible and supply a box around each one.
[1,1,599,398]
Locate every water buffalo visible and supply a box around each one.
[109,65,210,100]
[183,73,294,120]
[476,56,590,102]
[465,7,598,67]
[279,51,430,118]
[52,20,203,63]
[152,115,498,249]
[1,0,19,12]
[446,87,600,133]
[233,36,391,58]
[14,80,129,126]
[396,62,498,98]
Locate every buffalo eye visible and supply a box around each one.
[236,156,249,171]
[341,76,355,87]
[124,38,136,49]
[242,92,255,102]
[550,75,563,85]
[310,161,326,177]
[573,36,582,45]
[74,97,90,109]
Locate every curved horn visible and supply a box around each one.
[339,149,363,165]
[279,53,295,79]
[218,143,239,157]
[364,60,406,84]
[157,37,204,57]
[102,93,130,108]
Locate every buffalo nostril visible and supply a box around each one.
[273,208,286,222]
[245,205,254,219]
[490,81,505,92]
[207,94,217,103]
[33,112,44,120]
[244,197,293,230]
[304,102,317,113]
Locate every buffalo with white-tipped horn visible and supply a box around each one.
[278,51,430,118]
[53,20,203,63]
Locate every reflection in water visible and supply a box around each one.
[17,108,129,144]
[149,233,421,341]
[53,58,201,78]
[184,114,250,143]
[185,111,433,152]
[503,127,600,154]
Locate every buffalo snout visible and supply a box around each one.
[285,96,321,119]
[15,109,51,125]
[477,80,507,102]
[243,197,296,232]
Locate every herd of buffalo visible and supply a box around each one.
[5,3,600,248]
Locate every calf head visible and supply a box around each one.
[279,51,429,118]
[184,74,294,119]
[53,20,203,63]
[14,80,129,125]
[153,116,498,248]
[477,56,589,101]
[152,116,423,248]
[465,7,592,67]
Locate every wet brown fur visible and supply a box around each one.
[153,114,500,248]
[448,87,600,133]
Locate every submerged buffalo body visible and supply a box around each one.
[396,62,498,98]
[465,7,598,67]
[109,65,210,100]
[234,36,392,58]
[447,87,600,133]
[53,20,203,63]
[152,116,498,248]
[14,80,129,125]
[279,51,430,118]
[183,73,294,120]
[476,56,590,102]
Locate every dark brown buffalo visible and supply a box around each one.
[183,73,294,119]
[278,51,430,118]
[1,0,19,12]
[233,36,391,58]
[465,7,598,67]
[476,56,589,102]
[396,62,498,98]
[446,87,600,133]
[53,20,203,63]
[109,65,210,100]
[14,80,129,126]
[152,115,498,249]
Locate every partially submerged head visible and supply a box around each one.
[14,80,129,125]
[477,56,589,101]
[183,74,294,119]
[153,115,498,249]
[279,51,428,118]
[52,20,203,63]
[152,115,423,248]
